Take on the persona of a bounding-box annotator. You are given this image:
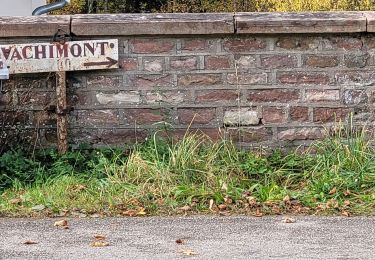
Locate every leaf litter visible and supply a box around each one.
[23,240,38,245]
[53,219,69,229]
[282,217,296,223]
[180,249,198,256]
[91,234,110,247]
[54,219,69,229]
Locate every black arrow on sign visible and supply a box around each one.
[84,57,118,68]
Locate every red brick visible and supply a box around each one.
[143,57,164,72]
[260,55,298,68]
[33,111,56,126]
[182,39,207,51]
[19,91,55,107]
[71,129,148,146]
[130,39,175,54]
[196,90,238,103]
[76,110,120,126]
[235,55,256,69]
[95,91,141,105]
[131,74,173,89]
[305,90,340,102]
[178,74,222,87]
[364,37,375,49]
[262,107,287,124]
[99,129,148,145]
[335,72,375,85]
[165,128,223,141]
[224,108,259,126]
[170,56,198,71]
[247,89,299,103]
[304,55,339,68]
[343,89,368,105]
[313,108,350,123]
[70,129,100,145]
[205,56,231,70]
[124,109,168,125]
[227,127,273,143]
[278,128,324,141]
[69,90,90,107]
[277,72,330,85]
[223,38,266,52]
[0,92,12,106]
[44,129,58,144]
[290,107,309,122]
[275,37,319,50]
[119,57,138,71]
[0,111,29,126]
[344,53,369,68]
[177,108,216,124]
[87,76,122,89]
[227,73,267,85]
[146,90,188,104]
[323,37,363,50]
[11,76,54,89]
[199,128,223,140]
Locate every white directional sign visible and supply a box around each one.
[0,39,119,74]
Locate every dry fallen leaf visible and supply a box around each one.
[344,200,351,206]
[283,195,290,204]
[54,219,68,228]
[209,199,215,212]
[180,249,197,256]
[272,205,281,215]
[73,184,86,192]
[326,199,339,209]
[341,211,351,217]
[224,197,233,205]
[180,205,191,212]
[23,240,38,245]
[282,217,296,223]
[218,204,227,211]
[176,239,185,245]
[255,208,263,217]
[91,241,110,247]
[247,196,257,207]
[94,235,106,241]
[156,198,165,206]
[343,190,351,196]
[126,198,142,206]
[137,207,147,216]
[329,187,337,195]
[9,198,22,205]
[122,209,138,217]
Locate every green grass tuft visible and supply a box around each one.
[1,124,375,217]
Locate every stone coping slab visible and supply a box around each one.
[70,13,235,36]
[2,12,375,38]
[0,16,70,38]
[236,12,367,34]
[364,11,375,32]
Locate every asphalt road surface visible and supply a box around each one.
[0,216,374,260]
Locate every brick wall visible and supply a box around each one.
[1,12,375,149]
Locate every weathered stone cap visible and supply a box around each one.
[71,13,235,36]
[1,12,374,38]
[364,11,375,32]
[235,12,367,34]
[0,16,70,38]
